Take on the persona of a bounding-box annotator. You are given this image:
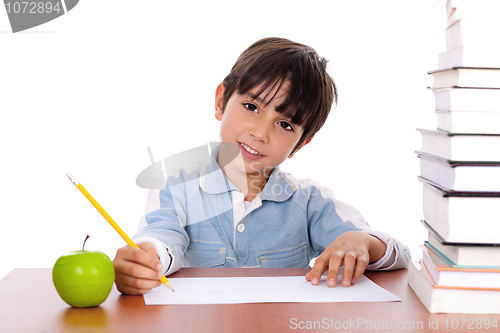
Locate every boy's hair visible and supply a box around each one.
[221,37,337,153]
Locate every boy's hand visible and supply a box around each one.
[305,231,386,288]
[113,242,164,295]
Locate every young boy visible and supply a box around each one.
[113,37,410,295]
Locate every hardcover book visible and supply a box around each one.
[418,153,500,192]
[416,129,500,162]
[420,245,500,289]
[420,177,500,244]
[408,261,500,314]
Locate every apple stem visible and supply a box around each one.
[83,235,90,252]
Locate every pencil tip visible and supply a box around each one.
[164,281,174,292]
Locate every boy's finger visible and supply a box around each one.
[325,253,343,287]
[116,271,160,290]
[306,254,329,285]
[339,253,356,287]
[351,256,369,285]
[138,242,157,256]
[137,242,163,271]
[115,273,158,295]
[115,257,163,281]
[117,245,162,272]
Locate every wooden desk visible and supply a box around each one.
[0,268,498,332]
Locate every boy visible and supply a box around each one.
[113,37,410,295]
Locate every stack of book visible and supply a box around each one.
[408,0,500,314]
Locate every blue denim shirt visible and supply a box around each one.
[133,147,410,275]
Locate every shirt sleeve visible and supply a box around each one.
[362,232,411,271]
[132,236,176,276]
[304,179,410,271]
[132,174,191,276]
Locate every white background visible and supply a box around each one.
[0,0,446,280]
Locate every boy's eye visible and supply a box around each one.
[278,121,294,131]
[244,103,258,112]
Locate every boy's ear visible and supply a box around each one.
[288,136,313,158]
[215,83,225,121]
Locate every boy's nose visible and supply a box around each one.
[249,118,271,143]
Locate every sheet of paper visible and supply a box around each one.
[144,272,401,305]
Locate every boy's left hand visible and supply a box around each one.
[305,231,386,287]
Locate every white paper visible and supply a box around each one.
[144,273,401,305]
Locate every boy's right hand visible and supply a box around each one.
[113,242,164,295]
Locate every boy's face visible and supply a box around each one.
[214,80,310,182]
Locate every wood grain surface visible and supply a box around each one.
[0,268,498,332]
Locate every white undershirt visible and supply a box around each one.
[231,191,262,229]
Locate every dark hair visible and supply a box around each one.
[221,37,337,153]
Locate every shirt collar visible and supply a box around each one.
[260,167,297,202]
[199,145,239,194]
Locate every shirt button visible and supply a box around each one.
[233,195,242,203]
[237,224,245,233]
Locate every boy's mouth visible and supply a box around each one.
[238,142,264,156]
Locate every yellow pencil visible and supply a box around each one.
[66,172,174,292]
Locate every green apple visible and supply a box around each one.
[52,236,115,308]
